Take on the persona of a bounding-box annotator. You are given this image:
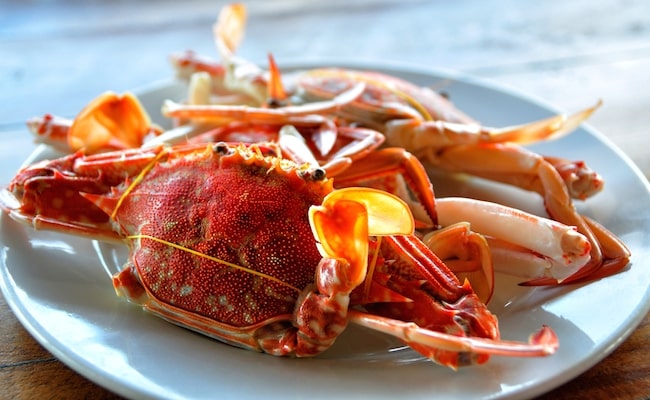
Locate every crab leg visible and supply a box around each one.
[433,144,604,202]
[348,311,558,363]
[297,68,477,125]
[383,101,599,147]
[384,103,604,200]
[332,147,439,226]
[277,124,385,175]
[161,82,365,123]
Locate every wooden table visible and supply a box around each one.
[1,1,648,398]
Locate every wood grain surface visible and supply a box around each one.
[1,1,649,399]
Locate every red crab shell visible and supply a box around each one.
[86,143,332,329]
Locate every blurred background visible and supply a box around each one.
[2,0,649,176]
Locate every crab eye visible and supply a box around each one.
[310,168,327,181]
[298,167,326,181]
[212,142,231,155]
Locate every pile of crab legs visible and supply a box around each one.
[2,3,630,369]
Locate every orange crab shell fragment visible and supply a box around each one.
[214,2,247,57]
[308,187,415,288]
[68,91,153,153]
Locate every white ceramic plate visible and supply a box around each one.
[1,61,649,400]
